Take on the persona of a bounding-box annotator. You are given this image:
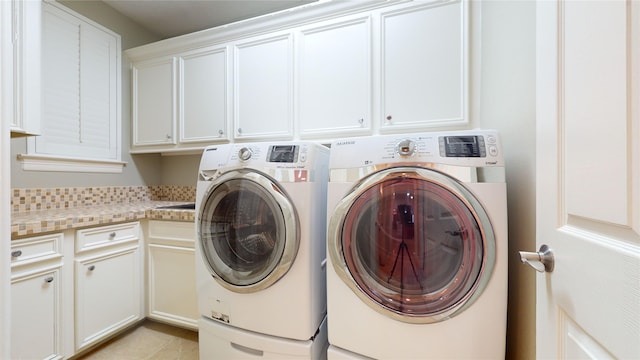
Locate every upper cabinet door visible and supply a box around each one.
[297,15,372,139]
[233,32,293,140]
[179,46,229,144]
[80,23,119,159]
[132,57,176,147]
[5,0,42,137]
[35,2,121,161]
[379,1,468,132]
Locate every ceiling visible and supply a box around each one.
[102,0,318,39]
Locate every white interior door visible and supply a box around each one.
[535,1,640,359]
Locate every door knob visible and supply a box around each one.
[519,244,554,273]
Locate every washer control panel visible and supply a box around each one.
[330,130,504,168]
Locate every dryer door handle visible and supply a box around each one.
[519,245,554,273]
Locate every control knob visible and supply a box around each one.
[396,139,416,156]
[238,147,252,161]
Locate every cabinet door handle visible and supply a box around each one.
[109,232,116,238]
[11,250,22,258]
[237,128,243,134]
[218,129,224,135]
[44,276,54,283]
[88,265,96,271]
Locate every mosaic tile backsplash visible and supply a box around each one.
[11,186,196,213]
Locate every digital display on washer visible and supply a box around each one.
[267,145,299,163]
[439,136,486,157]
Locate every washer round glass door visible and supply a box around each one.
[328,167,495,323]
[198,169,299,293]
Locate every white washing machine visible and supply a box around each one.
[196,141,329,359]
[326,130,508,359]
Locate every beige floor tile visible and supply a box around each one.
[77,320,199,360]
[149,337,199,360]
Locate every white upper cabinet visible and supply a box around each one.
[41,2,119,158]
[2,0,41,137]
[297,15,372,139]
[23,1,121,170]
[132,56,176,147]
[130,45,230,153]
[233,32,293,140]
[379,1,468,132]
[180,46,229,143]
[125,0,470,152]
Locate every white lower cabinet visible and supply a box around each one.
[147,220,198,330]
[11,268,62,359]
[9,219,199,358]
[74,222,143,352]
[10,233,64,360]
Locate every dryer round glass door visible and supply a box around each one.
[198,169,300,293]
[328,167,496,323]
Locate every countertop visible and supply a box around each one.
[11,201,196,239]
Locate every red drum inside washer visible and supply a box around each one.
[340,175,486,318]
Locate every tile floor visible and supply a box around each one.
[76,320,198,360]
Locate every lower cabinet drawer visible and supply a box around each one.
[11,233,63,268]
[76,222,140,253]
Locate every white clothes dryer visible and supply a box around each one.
[196,142,329,348]
[326,130,508,359]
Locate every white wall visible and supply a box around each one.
[160,155,201,186]
[479,1,537,359]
